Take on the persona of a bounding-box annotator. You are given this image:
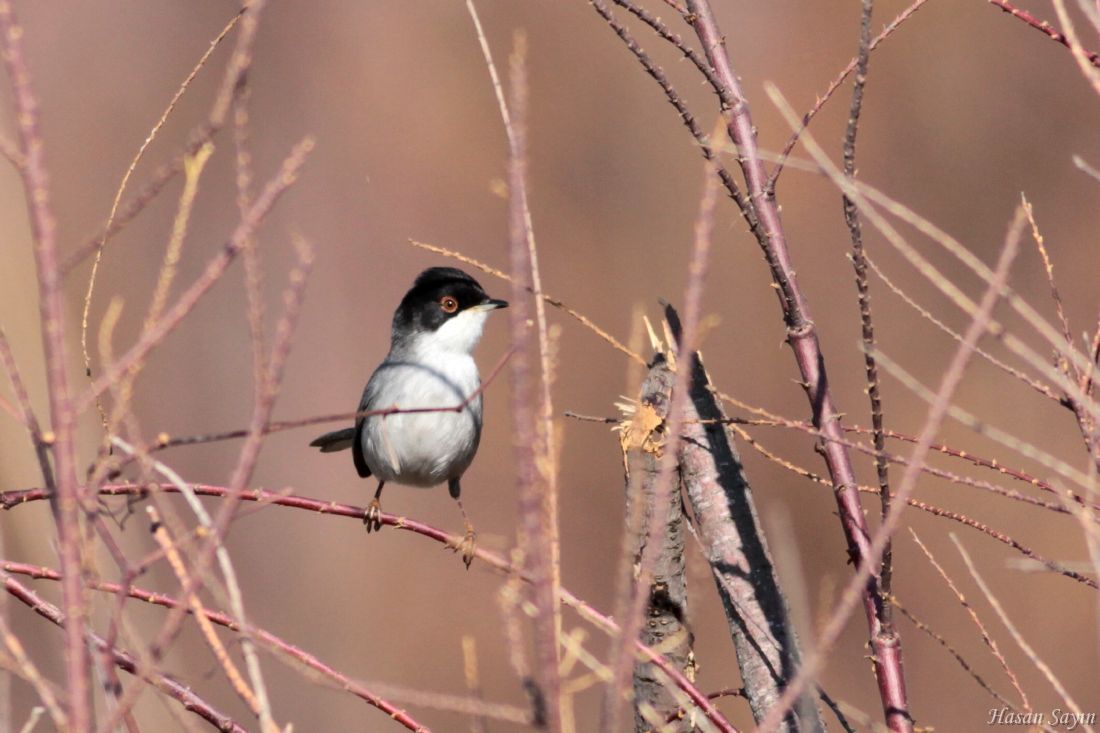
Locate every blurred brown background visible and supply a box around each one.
[0,0,1098,730]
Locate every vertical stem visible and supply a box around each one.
[505,35,563,733]
[682,1,912,729]
[842,0,894,616]
[0,5,91,730]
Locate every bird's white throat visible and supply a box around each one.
[423,306,491,355]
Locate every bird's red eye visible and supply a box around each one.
[440,296,459,314]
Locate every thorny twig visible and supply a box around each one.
[754,182,1026,731]
[0,483,739,733]
[679,2,913,727]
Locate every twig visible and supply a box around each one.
[769,0,929,191]
[0,3,90,727]
[836,173,1100,413]
[145,506,262,718]
[952,535,1096,733]
[461,637,489,733]
[720,422,1099,587]
[889,596,1022,716]
[467,3,564,692]
[233,74,267,398]
[0,572,67,727]
[586,0,760,232]
[987,0,1100,67]
[113,439,279,731]
[501,33,563,732]
[143,345,514,454]
[409,239,644,364]
[115,239,315,731]
[80,7,244,411]
[679,2,912,726]
[863,252,1059,401]
[3,483,737,732]
[1021,195,1100,467]
[843,0,895,624]
[909,530,1031,712]
[573,405,1097,518]
[60,137,211,275]
[768,88,1100,489]
[78,136,315,412]
[753,190,1025,731]
[2,574,248,733]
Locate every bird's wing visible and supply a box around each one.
[352,372,381,479]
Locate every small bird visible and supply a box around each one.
[310,267,508,566]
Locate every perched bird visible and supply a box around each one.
[310,267,508,566]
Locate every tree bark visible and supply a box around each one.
[625,354,696,733]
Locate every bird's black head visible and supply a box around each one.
[391,267,508,351]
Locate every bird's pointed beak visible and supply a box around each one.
[480,298,509,310]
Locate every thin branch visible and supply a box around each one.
[769,0,929,191]
[586,0,760,232]
[753,191,1025,731]
[501,32,562,732]
[844,0,896,623]
[2,574,248,733]
[2,562,432,732]
[908,530,1031,712]
[952,535,1095,733]
[409,239,644,364]
[80,7,244,409]
[2,483,738,733]
[0,3,90,727]
[77,136,315,412]
[987,0,1100,67]
[679,2,912,726]
[863,252,1060,401]
[467,5,565,696]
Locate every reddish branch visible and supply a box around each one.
[680,1,912,728]
[988,0,1100,67]
[2,563,432,732]
[0,483,738,733]
[757,207,1028,732]
[2,572,247,733]
[0,3,92,729]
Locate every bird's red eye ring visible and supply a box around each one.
[440,296,459,314]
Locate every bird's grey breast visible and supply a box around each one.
[358,349,482,487]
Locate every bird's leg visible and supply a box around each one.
[365,481,385,533]
[449,477,476,569]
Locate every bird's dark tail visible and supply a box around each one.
[309,427,356,453]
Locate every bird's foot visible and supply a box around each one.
[452,522,477,569]
[364,498,383,533]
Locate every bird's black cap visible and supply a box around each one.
[391,267,507,340]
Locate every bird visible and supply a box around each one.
[310,266,508,567]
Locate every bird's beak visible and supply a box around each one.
[478,298,509,311]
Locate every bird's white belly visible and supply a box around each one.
[360,355,482,487]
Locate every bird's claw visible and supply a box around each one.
[364,498,383,533]
[455,523,477,569]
